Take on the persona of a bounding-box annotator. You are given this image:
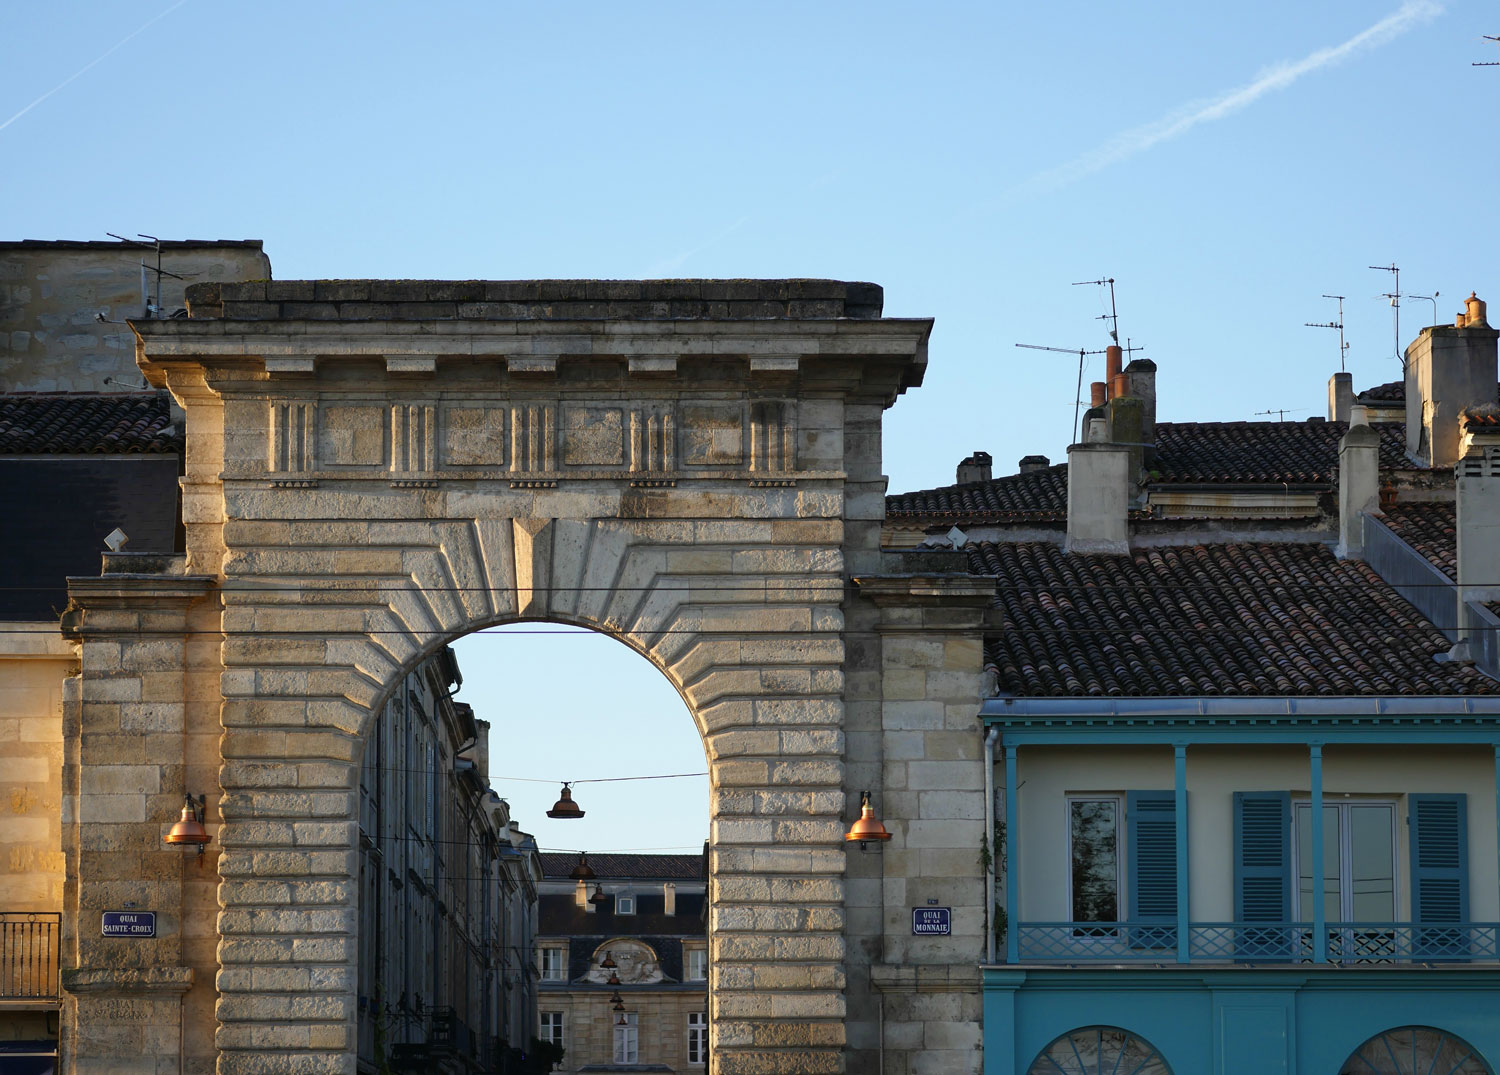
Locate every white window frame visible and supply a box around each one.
[613,1011,639,1064]
[540,946,567,981]
[687,1011,707,1065]
[1065,794,1125,926]
[684,946,708,981]
[539,1011,564,1046]
[1292,797,1399,922]
[616,893,636,915]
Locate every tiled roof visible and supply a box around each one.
[886,422,1411,520]
[1464,411,1500,429]
[1150,420,1407,484]
[1380,503,1457,580]
[886,463,1067,519]
[0,393,180,454]
[1361,380,1500,403]
[966,540,1497,696]
[539,852,704,882]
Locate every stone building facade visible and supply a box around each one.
[47,275,990,1075]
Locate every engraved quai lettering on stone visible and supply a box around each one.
[750,399,796,473]
[510,402,557,473]
[444,406,507,466]
[562,405,625,467]
[268,400,316,472]
[629,403,675,473]
[318,404,385,467]
[680,402,744,466]
[390,404,436,472]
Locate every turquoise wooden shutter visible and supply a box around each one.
[1234,792,1291,960]
[1127,791,1177,948]
[1410,793,1469,960]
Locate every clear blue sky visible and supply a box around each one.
[6,1,1497,851]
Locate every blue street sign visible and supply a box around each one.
[912,907,951,936]
[101,911,156,938]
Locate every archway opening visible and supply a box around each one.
[1339,1026,1494,1075]
[354,621,708,1074]
[1027,1026,1173,1075]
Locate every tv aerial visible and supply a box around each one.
[1014,342,1106,444]
[1072,276,1120,343]
[1474,34,1498,66]
[1304,294,1348,371]
[1370,263,1404,371]
[106,232,194,319]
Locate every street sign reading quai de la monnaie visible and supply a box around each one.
[101,911,156,937]
[912,907,951,935]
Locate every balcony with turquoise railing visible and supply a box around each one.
[1010,921,1500,963]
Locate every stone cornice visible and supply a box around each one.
[852,573,997,608]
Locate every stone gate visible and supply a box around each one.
[59,281,990,1074]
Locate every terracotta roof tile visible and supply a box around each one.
[887,422,1410,520]
[886,463,1067,520]
[0,393,180,454]
[1360,380,1500,403]
[1151,420,1406,484]
[966,540,1496,697]
[1379,503,1456,580]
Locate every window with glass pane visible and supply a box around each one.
[1069,798,1120,922]
[613,1012,639,1064]
[1295,802,1395,920]
[685,947,707,980]
[687,1012,707,1064]
[540,1012,563,1046]
[540,947,567,981]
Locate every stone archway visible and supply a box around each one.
[59,281,988,1075]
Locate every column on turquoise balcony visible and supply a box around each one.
[1005,743,1019,965]
[1310,743,1327,962]
[1174,744,1189,963]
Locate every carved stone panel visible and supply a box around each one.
[390,404,436,472]
[750,399,796,473]
[629,404,676,473]
[443,406,507,466]
[268,401,316,472]
[562,404,625,467]
[319,405,385,467]
[680,402,743,466]
[509,402,557,473]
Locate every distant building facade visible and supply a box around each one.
[357,646,542,1074]
[535,854,707,1073]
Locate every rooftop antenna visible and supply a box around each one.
[1255,407,1296,421]
[1406,291,1440,329]
[1474,34,1499,66]
[1304,294,1348,371]
[1014,342,1106,444]
[106,232,188,318]
[1072,277,1120,343]
[1370,263,1403,371]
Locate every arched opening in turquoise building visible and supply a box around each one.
[1339,1026,1493,1075]
[1026,1025,1172,1075]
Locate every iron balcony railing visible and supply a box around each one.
[1,912,60,1001]
[1014,921,1500,964]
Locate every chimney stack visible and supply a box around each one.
[1456,446,1500,646]
[1335,421,1381,559]
[1404,291,1498,468]
[1328,371,1353,423]
[1066,440,1130,554]
[956,451,993,485]
[1018,454,1050,474]
[1125,358,1157,446]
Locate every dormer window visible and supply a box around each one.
[616,893,636,915]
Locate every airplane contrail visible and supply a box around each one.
[1002,0,1443,202]
[0,0,192,134]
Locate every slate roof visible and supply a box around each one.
[1379,503,1457,580]
[886,421,1411,520]
[0,393,180,454]
[966,540,1497,696]
[539,852,704,882]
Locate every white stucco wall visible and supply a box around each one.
[1012,743,1499,922]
